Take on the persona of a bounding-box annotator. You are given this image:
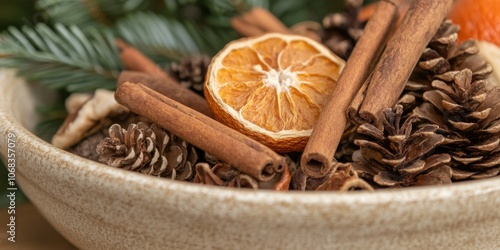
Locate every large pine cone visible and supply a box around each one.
[419,20,492,82]
[96,122,198,180]
[414,69,500,180]
[352,105,452,188]
[320,0,365,60]
[400,20,493,113]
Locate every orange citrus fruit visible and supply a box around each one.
[448,0,500,46]
[204,33,345,153]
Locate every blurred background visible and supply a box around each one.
[0,1,37,30]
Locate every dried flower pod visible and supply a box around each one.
[52,89,129,149]
[193,162,259,189]
[316,162,373,191]
[290,166,331,191]
[320,0,365,60]
[414,69,500,180]
[194,160,291,190]
[353,105,452,188]
[96,122,198,181]
[167,54,211,96]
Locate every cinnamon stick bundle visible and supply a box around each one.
[300,0,399,178]
[117,71,212,117]
[115,82,285,182]
[355,0,454,127]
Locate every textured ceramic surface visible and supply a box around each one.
[1,69,500,250]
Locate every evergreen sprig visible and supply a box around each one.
[36,0,150,27]
[115,12,202,63]
[0,23,122,92]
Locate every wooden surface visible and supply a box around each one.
[0,202,77,250]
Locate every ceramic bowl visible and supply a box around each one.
[1,68,499,250]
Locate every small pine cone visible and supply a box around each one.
[96,122,198,181]
[320,0,365,60]
[352,105,452,188]
[414,69,500,180]
[167,54,211,96]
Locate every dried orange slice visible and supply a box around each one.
[204,33,345,153]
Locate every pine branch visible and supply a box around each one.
[36,0,150,27]
[115,12,236,63]
[0,23,122,92]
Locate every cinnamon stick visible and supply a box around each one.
[231,7,292,36]
[115,39,174,80]
[115,82,285,182]
[347,75,370,126]
[244,7,292,34]
[300,0,399,178]
[230,17,265,37]
[117,71,212,117]
[357,0,453,126]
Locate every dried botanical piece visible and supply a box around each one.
[290,167,331,191]
[96,122,198,181]
[65,92,92,114]
[414,69,500,180]
[166,54,211,96]
[52,89,129,149]
[320,0,366,60]
[193,162,291,190]
[353,105,452,188]
[316,163,373,191]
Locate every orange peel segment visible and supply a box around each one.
[204,33,345,153]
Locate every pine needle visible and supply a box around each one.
[0,23,122,92]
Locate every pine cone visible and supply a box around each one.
[352,105,452,188]
[414,69,500,180]
[400,20,493,111]
[419,20,492,82]
[320,0,365,60]
[167,54,211,96]
[96,122,198,180]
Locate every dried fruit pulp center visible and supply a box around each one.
[210,35,343,134]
